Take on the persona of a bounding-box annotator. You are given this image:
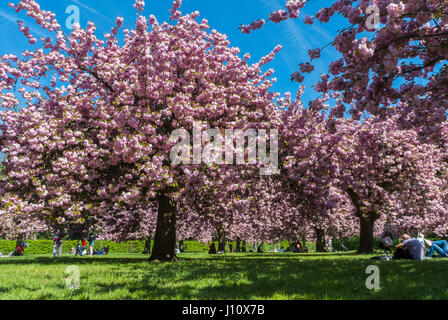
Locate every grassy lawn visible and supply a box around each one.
[0,252,447,300]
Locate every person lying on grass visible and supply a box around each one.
[417,232,448,259]
[393,234,448,260]
[394,234,425,260]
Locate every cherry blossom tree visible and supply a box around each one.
[0,0,282,261]
[334,116,448,253]
[241,0,448,133]
[0,193,47,247]
[241,0,448,252]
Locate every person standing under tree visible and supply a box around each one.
[81,238,87,255]
[88,233,96,256]
[75,241,82,256]
[52,234,60,258]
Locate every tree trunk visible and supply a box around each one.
[358,213,376,254]
[236,237,241,252]
[58,242,63,257]
[346,188,378,254]
[315,228,326,252]
[149,194,177,262]
[217,227,226,252]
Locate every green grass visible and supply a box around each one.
[0,252,447,300]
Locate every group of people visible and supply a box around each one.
[70,243,109,256]
[208,241,249,254]
[53,233,109,257]
[393,233,448,260]
[290,240,309,253]
[208,241,311,254]
[0,241,29,257]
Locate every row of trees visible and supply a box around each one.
[0,0,447,260]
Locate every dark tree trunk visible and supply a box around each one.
[346,188,378,254]
[358,213,377,254]
[149,194,177,262]
[315,228,326,252]
[236,237,241,252]
[217,227,226,252]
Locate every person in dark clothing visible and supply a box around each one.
[393,246,413,260]
[94,248,105,255]
[292,240,303,253]
[75,241,82,256]
[241,242,247,253]
[208,243,217,254]
[88,233,96,256]
[53,234,63,257]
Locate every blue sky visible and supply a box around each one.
[0,0,348,106]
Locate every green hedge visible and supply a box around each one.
[0,240,148,255]
[0,239,301,254]
[180,241,209,252]
[0,240,215,255]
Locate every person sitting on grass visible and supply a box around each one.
[379,230,394,253]
[94,248,105,255]
[208,242,216,254]
[292,240,303,253]
[12,245,23,256]
[394,234,425,260]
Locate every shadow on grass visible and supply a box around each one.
[0,255,150,265]
[2,254,448,299]
[93,256,448,300]
[0,252,358,265]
